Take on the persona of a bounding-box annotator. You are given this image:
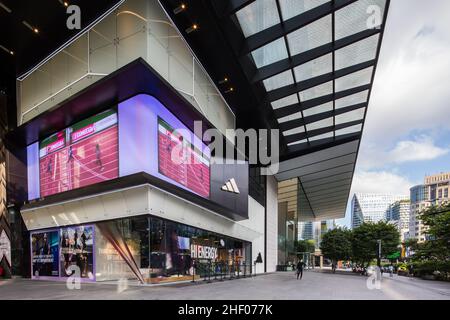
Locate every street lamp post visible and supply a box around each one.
[377,239,382,268]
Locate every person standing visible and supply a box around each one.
[296,260,305,280]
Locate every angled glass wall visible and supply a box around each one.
[17,0,235,142]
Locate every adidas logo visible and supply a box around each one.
[221,178,240,194]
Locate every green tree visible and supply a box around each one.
[295,239,315,253]
[320,228,352,272]
[410,205,450,274]
[352,222,400,268]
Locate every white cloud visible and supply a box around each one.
[358,135,448,170]
[361,0,450,148]
[350,170,414,195]
[389,136,448,163]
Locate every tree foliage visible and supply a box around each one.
[320,228,352,264]
[411,204,450,264]
[295,239,315,253]
[351,222,400,267]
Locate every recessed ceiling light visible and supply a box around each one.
[185,24,198,34]
[22,21,40,34]
[219,77,229,84]
[174,3,186,14]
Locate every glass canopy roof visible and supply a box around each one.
[235,0,387,150]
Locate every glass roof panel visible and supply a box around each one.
[271,93,299,109]
[299,81,332,101]
[283,126,305,136]
[263,69,294,91]
[308,132,333,142]
[335,108,366,125]
[335,67,373,92]
[287,139,308,147]
[335,124,363,136]
[335,90,369,109]
[235,0,281,38]
[287,15,332,56]
[303,102,333,117]
[251,37,289,68]
[278,111,303,123]
[335,34,379,69]
[306,117,333,131]
[279,0,330,22]
[294,53,332,82]
[335,0,386,40]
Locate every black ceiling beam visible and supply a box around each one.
[274,84,370,119]
[267,59,375,102]
[252,28,380,83]
[281,132,360,161]
[279,102,366,132]
[242,0,358,55]
[222,0,257,16]
[284,119,363,144]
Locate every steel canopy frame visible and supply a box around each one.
[160,0,390,221]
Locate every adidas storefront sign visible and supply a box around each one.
[221,178,240,194]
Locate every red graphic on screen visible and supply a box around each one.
[39,111,118,197]
[158,118,210,198]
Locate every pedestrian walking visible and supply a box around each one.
[296,260,305,280]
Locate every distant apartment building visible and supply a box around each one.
[351,193,409,229]
[387,200,410,242]
[298,221,313,240]
[409,172,450,242]
[313,220,336,248]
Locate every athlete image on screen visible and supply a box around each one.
[67,146,74,162]
[95,142,104,172]
[46,158,52,175]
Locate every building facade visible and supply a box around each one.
[297,221,313,241]
[387,200,410,242]
[409,172,450,242]
[2,0,391,280]
[5,0,279,283]
[351,193,409,229]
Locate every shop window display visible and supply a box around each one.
[30,216,250,284]
[60,225,94,279]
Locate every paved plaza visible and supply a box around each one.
[1,270,449,300]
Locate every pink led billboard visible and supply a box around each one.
[38,110,119,197]
[158,117,210,198]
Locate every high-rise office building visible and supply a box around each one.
[409,172,450,242]
[298,221,313,241]
[387,200,410,242]
[351,193,409,229]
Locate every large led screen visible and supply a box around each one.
[119,94,211,199]
[38,110,118,197]
[158,117,210,198]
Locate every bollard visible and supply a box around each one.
[208,260,212,283]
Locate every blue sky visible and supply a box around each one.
[336,0,450,227]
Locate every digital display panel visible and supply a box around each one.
[38,110,118,197]
[177,236,190,250]
[158,117,210,198]
[31,230,59,278]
